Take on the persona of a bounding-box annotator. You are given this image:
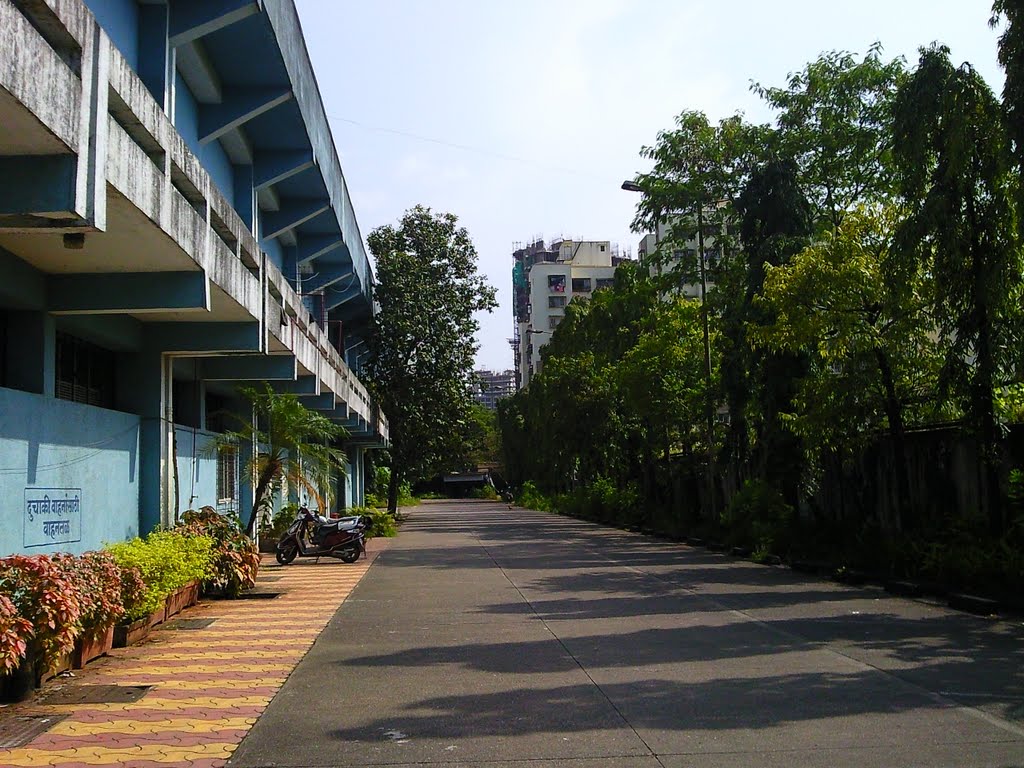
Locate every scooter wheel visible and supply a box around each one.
[338,545,361,564]
[276,545,298,565]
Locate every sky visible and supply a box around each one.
[294,0,1006,372]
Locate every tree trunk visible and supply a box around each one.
[966,179,1004,535]
[247,460,278,537]
[387,466,401,516]
[875,347,912,531]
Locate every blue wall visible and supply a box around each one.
[173,425,221,515]
[0,388,140,556]
[174,72,236,209]
[83,0,139,69]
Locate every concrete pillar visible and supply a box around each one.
[6,312,55,396]
[123,350,173,534]
[137,5,171,110]
[352,446,365,507]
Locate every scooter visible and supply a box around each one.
[275,506,366,565]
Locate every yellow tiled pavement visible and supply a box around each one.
[0,539,389,768]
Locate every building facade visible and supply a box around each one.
[473,369,515,410]
[0,0,387,556]
[511,238,627,388]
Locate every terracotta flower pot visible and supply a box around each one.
[114,612,159,648]
[0,660,35,703]
[72,625,114,669]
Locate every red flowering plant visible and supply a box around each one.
[61,552,126,639]
[0,588,33,675]
[0,555,83,677]
[177,507,260,597]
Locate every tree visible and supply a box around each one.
[754,206,943,528]
[753,44,907,230]
[215,384,348,536]
[734,159,814,508]
[366,206,497,513]
[629,110,769,275]
[992,1,1024,176]
[892,44,1023,532]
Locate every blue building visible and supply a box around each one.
[0,0,388,555]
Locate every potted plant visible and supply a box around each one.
[258,504,297,553]
[69,552,126,668]
[107,530,214,646]
[0,555,82,695]
[177,508,260,598]
[0,589,34,702]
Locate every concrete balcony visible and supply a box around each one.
[0,0,386,536]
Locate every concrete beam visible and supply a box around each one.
[201,354,296,380]
[296,234,345,265]
[199,88,292,144]
[169,0,261,48]
[254,150,314,190]
[324,283,363,311]
[0,156,76,216]
[261,198,330,240]
[302,266,354,295]
[298,393,336,410]
[270,375,319,395]
[48,271,210,314]
[145,322,261,354]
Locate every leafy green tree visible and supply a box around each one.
[992,1,1024,175]
[214,384,348,535]
[366,206,497,513]
[893,44,1023,531]
[754,206,943,527]
[452,403,501,471]
[616,297,714,463]
[753,44,907,230]
[734,159,814,507]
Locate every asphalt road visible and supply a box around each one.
[229,500,1024,768]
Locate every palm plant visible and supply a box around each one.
[214,384,348,535]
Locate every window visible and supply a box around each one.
[217,445,238,506]
[548,274,566,293]
[596,278,615,291]
[55,333,116,408]
[548,315,562,329]
[571,277,592,293]
[599,244,606,252]
[548,295,566,309]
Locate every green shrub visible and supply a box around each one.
[260,504,298,542]
[107,531,215,619]
[469,485,500,501]
[177,508,260,598]
[720,479,793,554]
[418,491,448,500]
[350,506,398,538]
[552,478,642,526]
[517,481,551,511]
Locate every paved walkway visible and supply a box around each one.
[229,500,1024,768]
[0,540,388,767]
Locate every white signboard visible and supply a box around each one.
[24,488,82,547]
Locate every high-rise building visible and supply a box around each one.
[473,370,516,410]
[511,238,629,388]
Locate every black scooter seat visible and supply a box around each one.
[316,516,362,533]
